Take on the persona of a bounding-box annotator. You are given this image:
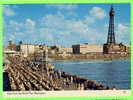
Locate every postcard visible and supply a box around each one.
[0,0,132,99]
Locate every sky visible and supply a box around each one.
[4,4,130,47]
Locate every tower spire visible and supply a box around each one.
[107,5,116,44]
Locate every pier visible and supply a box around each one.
[4,56,116,91]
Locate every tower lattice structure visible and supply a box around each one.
[107,5,116,44]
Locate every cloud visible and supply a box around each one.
[39,28,54,42]
[41,12,65,28]
[89,7,106,19]
[116,23,130,44]
[4,18,38,44]
[118,23,129,32]
[104,24,108,28]
[83,7,107,24]
[4,5,16,16]
[84,16,95,24]
[25,19,36,30]
[9,20,23,27]
[45,4,77,10]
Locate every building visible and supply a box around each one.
[6,40,18,51]
[6,41,48,57]
[72,43,103,54]
[19,44,47,57]
[4,50,20,57]
[20,44,35,57]
[4,48,21,57]
[49,45,72,54]
[103,6,129,54]
[125,45,131,54]
[58,47,72,54]
[103,43,127,54]
[34,45,47,52]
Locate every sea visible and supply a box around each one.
[52,59,131,89]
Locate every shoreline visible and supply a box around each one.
[47,53,130,62]
[52,57,130,62]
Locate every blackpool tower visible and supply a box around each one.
[103,5,127,54]
[107,5,116,44]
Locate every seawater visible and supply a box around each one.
[52,59,131,89]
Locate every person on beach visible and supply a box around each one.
[77,83,81,90]
[70,76,73,84]
[80,83,84,90]
[57,70,62,79]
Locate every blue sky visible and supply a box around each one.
[4,4,130,47]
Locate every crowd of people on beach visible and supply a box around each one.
[20,56,87,90]
[4,55,114,91]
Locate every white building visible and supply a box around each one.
[19,44,47,57]
[20,44,35,57]
[72,44,103,54]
